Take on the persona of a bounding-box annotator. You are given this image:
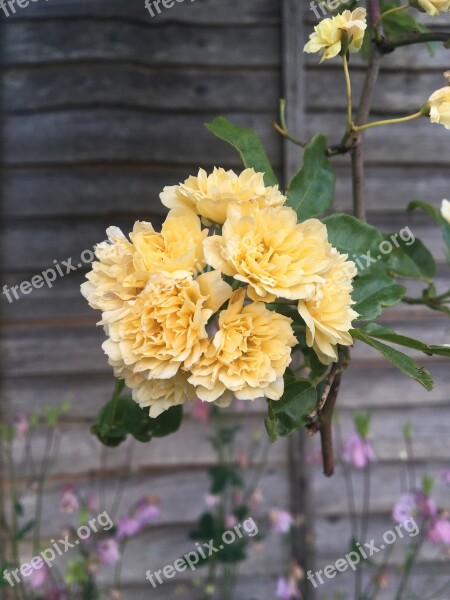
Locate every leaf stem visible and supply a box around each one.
[342,54,353,134]
[355,111,422,132]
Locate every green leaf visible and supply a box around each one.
[381,4,436,54]
[209,466,243,494]
[351,328,435,391]
[386,235,436,283]
[408,200,450,258]
[353,413,372,440]
[205,117,278,186]
[352,267,406,321]
[359,322,450,357]
[422,474,435,497]
[323,214,386,275]
[265,380,317,442]
[91,387,183,447]
[15,520,36,541]
[286,134,335,220]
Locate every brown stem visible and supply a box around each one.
[351,139,366,221]
[378,32,450,54]
[320,372,343,477]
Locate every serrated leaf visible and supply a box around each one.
[205,117,278,186]
[287,134,335,220]
[351,328,435,391]
[265,380,317,442]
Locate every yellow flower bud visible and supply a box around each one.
[304,8,367,61]
[416,0,450,16]
[428,87,450,130]
[441,199,450,224]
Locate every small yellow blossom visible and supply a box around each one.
[304,8,367,61]
[428,87,450,130]
[188,289,297,403]
[441,199,450,224]
[204,204,334,302]
[417,0,450,15]
[298,253,358,364]
[160,167,286,225]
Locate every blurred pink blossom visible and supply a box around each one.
[428,518,450,545]
[135,498,160,526]
[48,588,68,600]
[29,564,49,589]
[276,576,301,599]
[393,491,437,524]
[116,516,141,540]
[249,488,264,512]
[205,494,220,508]
[59,484,79,514]
[15,413,30,439]
[86,493,98,512]
[342,432,376,469]
[441,470,450,485]
[226,515,238,528]
[191,400,210,422]
[270,509,294,534]
[97,539,121,565]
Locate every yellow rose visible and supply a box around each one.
[102,271,232,379]
[298,253,358,364]
[81,226,138,313]
[82,209,206,311]
[417,0,450,15]
[304,8,367,61]
[441,199,450,224]
[160,167,286,225]
[428,87,450,130]
[204,204,334,302]
[127,207,207,287]
[188,289,297,403]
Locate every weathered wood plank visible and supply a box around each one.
[3,66,280,114]
[306,68,448,113]
[312,461,450,517]
[12,420,288,476]
[3,358,449,419]
[0,0,280,24]
[20,467,289,536]
[3,111,281,166]
[2,22,280,68]
[305,39,450,70]
[308,114,450,166]
[1,165,449,219]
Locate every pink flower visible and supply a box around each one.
[428,518,450,545]
[270,509,294,534]
[342,432,376,469]
[135,499,160,527]
[226,515,238,528]
[249,488,264,511]
[441,470,450,485]
[392,492,437,524]
[205,494,220,508]
[59,484,79,514]
[276,577,301,599]
[116,516,141,540]
[86,493,98,512]
[97,539,121,565]
[15,413,30,439]
[191,400,210,422]
[29,565,49,589]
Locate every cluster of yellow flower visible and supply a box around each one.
[82,168,358,417]
[304,7,450,130]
